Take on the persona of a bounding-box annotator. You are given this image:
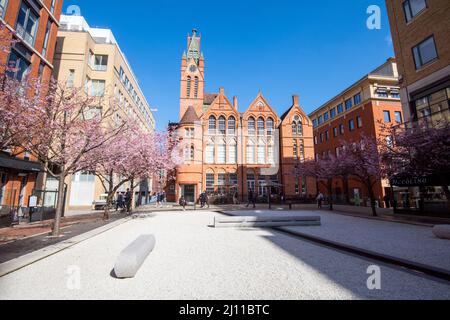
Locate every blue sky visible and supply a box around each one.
[63,0,394,131]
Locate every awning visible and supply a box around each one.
[0,154,43,172]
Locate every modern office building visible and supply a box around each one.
[309,58,402,206]
[53,15,156,211]
[0,0,63,220]
[385,0,449,216]
[167,29,316,204]
[385,0,449,124]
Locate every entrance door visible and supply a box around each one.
[182,185,196,204]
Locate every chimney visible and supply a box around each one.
[233,96,238,110]
[219,87,225,95]
[293,94,299,106]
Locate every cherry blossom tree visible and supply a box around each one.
[380,121,450,211]
[338,135,385,216]
[23,81,127,235]
[295,156,340,210]
[91,127,183,219]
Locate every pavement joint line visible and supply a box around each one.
[0,217,132,278]
[217,210,450,283]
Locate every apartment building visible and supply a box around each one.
[0,0,62,221]
[168,30,316,204]
[385,0,450,124]
[309,58,402,206]
[53,15,156,211]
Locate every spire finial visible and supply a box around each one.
[192,28,198,36]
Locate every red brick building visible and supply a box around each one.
[168,30,316,204]
[309,58,403,207]
[0,0,63,222]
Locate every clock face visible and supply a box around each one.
[189,65,197,73]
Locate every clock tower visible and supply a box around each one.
[180,29,205,120]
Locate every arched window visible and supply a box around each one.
[228,116,236,135]
[218,116,226,135]
[299,141,305,162]
[248,117,255,135]
[257,117,265,136]
[186,76,191,98]
[267,117,274,136]
[217,139,226,164]
[209,116,216,134]
[194,76,199,98]
[292,115,303,136]
[228,139,237,164]
[205,169,215,194]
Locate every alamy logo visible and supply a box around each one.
[66,265,81,290]
[366,5,381,30]
[66,5,81,16]
[366,265,381,290]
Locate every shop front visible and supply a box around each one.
[390,174,450,218]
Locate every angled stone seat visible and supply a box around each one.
[214,215,321,228]
[114,234,156,278]
[432,225,450,240]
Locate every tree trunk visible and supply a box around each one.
[328,178,333,211]
[367,182,377,217]
[52,172,66,236]
[343,175,350,204]
[103,171,114,220]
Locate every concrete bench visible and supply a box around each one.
[432,225,450,240]
[214,215,321,228]
[114,234,156,278]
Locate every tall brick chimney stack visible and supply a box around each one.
[233,96,238,110]
[293,94,299,106]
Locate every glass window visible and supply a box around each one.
[377,89,389,98]
[330,108,336,118]
[246,142,255,164]
[325,130,329,141]
[413,36,438,69]
[267,118,274,136]
[323,112,329,122]
[353,93,362,105]
[299,143,305,162]
[7,49,31,81]
[257,145,265,164]
[50,0,56,13]
[293,140,298,158]
[228,117,236,135]
[339,124,344,135]
[333,127,338,137]
[217,144,226,164]
[16,2,39,46]
[228,144,237,164]
[391,89,400,99]
[257,117,265,136]
[349,119,355,131]
[42,21,51,57]
[318,115,323,124]
[0,0,8,18]
[67,69,75,87]
[345,98,353,110]
[357,116,363,128]
[186,76,191,98]
[383,110,391,123]
[194,77,199,98]
[312,119,318,128]
[248,117,255,135]
[337,103,344,114]
[206,172,215,194]
[91,54,108,71]
[268,146,274,164]
[206,145,214,164]
[403,0,427,22]
[218,116,226,135]
[90,80,105,97]
[395,111,403,123]
[229,173,238,186]
[208,116,216,134]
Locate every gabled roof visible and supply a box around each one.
[280,107,293,121]
[180,106,200,124]
[204,93,218,105]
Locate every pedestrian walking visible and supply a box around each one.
[162,191,167,206]
[246,189,256,209]
[125,188,133,214]
[316,192,324,209]
[116,192,124,211]
[179,196,187,211]
[233,191,239,205]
